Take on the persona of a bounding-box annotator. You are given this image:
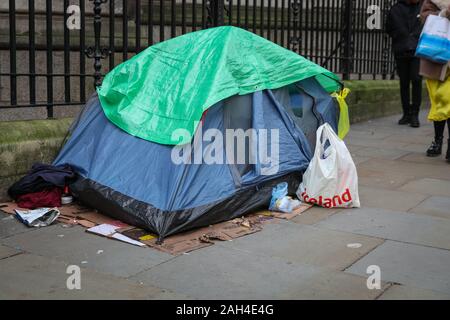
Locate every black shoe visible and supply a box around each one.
[398,114,410,125]
[426,138,443,157]
[409,113,420,128]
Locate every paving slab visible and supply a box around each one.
[351,110,431,129]
[344,136,410,150]
[358,185,428,212]
[383,134,435,145]
[345,129,394,140]
[346,240,450,295]
[409,196,450,220]
[351,146,410,161]
[351,155,371,165]
[130,245,388,300]
[217,222,384,271]
[351,124,433,137]
[397,152,450,167]
[291,206,341,225]
[0,213,37,239]
[0,253,186,299]
[315,207,450,250]
[0,244,21,259]
[378,284,450,300]
[0,224,173,278]
[399,178,450,197]
[396,143,434,154]
[346,144,366,153]
[357,159,450,189]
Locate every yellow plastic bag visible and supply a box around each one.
[427,76,450,122]
[331,88,351,139]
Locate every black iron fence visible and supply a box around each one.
[1,0,396,118]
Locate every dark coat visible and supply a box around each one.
[8,163,75,199]
[386,0,423,57]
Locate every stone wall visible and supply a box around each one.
[345,80,429,123]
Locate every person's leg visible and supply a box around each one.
[427,120,445,157]
[409,57,422,128]
[446,119,450,162]
[395,57,411,125]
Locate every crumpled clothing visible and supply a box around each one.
[8,163,75,199]
[16,188,62,209]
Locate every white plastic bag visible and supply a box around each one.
[415,11,450,64]
[269,182,302,213]
[296,123,360,208]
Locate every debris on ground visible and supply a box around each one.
[86,223,146,247]
[14,207,60,227]
[0,200,312,254]
[269,182,303,213]
[347,243,362,249]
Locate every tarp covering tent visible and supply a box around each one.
[54,26,343,240]
[97,26,340,145]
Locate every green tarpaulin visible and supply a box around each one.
[97,26,341,145]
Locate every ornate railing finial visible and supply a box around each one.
[86,0,110,88]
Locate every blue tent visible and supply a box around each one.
[54,78,338,240]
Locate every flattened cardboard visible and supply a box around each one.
[0,201,121,227]
[0,202,18,214]
[120,213,267,255]
[1,200,314,253]
[74,211,119,225]
[261,203,312,220]
[76,219,96,228]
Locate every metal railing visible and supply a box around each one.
[1,0,396,118]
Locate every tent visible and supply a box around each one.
[54,26,344,240]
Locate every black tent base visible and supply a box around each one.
[70,172,302,241]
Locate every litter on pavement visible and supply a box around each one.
[0,200,312,255]
[14,207,60,227]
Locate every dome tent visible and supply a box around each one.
[54,26,343,240]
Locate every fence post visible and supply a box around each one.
[207,0,225,27]
[86,0,110,88]
[289,0,301,54]
[341,0,353,80]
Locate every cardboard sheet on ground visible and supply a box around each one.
[118,215,266,255]
[115,204,312,255]
[0,202,120,226]
[0,201,312,254]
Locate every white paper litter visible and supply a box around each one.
[347,243,362,249]
[14,207,60,227]
[86,223,145,247]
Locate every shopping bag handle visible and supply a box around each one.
[314,123,341,158]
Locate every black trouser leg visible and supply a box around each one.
[408,57,422,127]
[434,121,446,140]
[396,57,412,117]
[447,120,450,161]
[410,57,422,113]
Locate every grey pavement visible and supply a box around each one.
[1,110,450,299]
